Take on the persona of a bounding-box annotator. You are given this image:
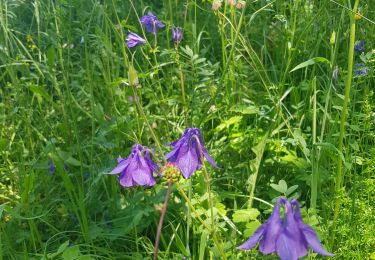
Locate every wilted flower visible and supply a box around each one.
[332,66,339,80]
[227,0,236,6]
[212,0,222,11]
[236,0,246,9]
[140,11,165,34]
[354,40,364,53]
[126,31,146,48]
[165,128,218,179]
[354,63,369,76]
[238,198,333,260]
[172,27,183,44]
[108,144,159,187]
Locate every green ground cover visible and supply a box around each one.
[0,0,374,259]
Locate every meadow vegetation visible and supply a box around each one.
[0,0,374,259]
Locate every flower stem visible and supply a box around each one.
[153,180,173,260]
[132,87,164,160]
[192,136,227,259]
[331,0,359,246]
[176,184,226,259]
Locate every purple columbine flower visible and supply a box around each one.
[165,128,218,179]
[238,198,333,260]
[108,144,159,187]
[48,159,55,175]
[126,31,146,48]
[354,40,364,53]
[172,27,183,44]
[354,63,369,76]
[140,11,165,34]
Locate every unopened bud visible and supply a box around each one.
[162,162,180,181]
[330,31,336,45]
[128,65,139,87]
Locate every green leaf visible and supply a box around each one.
[65,157,82,167]
[290,57,330,72]
[29,85,52,103]
[230,104,259,115]
[215,116,242,132]
[232,209,260,223]
[270,180,288,194]
[285,185,299,196]
[199,230,209,260]
[62,245,80,260]
[244,220,261,237]
[57,241,70,253]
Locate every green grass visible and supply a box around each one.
[0,0,374,259]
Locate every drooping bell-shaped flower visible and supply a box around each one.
[108,144,159,187]
[126,31,146,48]
[165,128,218,179]
[171,27,183,44]
[238,198,333,260]
[140,11,165,34]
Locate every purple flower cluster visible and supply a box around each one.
[108,128,216,187]
[140,11,165,34]
[238,198,333,260]
[109,144,159,187]
[166,128,218,178]
[125,11,183,49]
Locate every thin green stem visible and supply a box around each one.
[311,77,318,209]
[331,0,360,246]
[176,184,225,259]
[192,136,226,260]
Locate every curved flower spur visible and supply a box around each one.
[165,128,218,179]
[238,198,333,260]
[108,144,159,187]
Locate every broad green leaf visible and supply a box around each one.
[232,209,260,223]
[290,57,330,72]
[230,104,259,115]
[29,85,52,103]
[215,116,242,131]
[244,220,261,237]
[270,180,288,194]
[62,245,80,260]
[285,185,299,196]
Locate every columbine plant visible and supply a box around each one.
[238,198,333,260]
[108,144,159,187]
[126,31,146,48]
[140,11,165,34]
[165,128,218,178]
[171,27,183,44]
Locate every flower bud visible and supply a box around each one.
[128,65,139,87]
[212,0,222,11]
[330,31,336,45]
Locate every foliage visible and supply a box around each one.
[0,0,374,259]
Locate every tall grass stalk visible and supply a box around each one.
[311,77,318,209]
[332,0,360,245]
